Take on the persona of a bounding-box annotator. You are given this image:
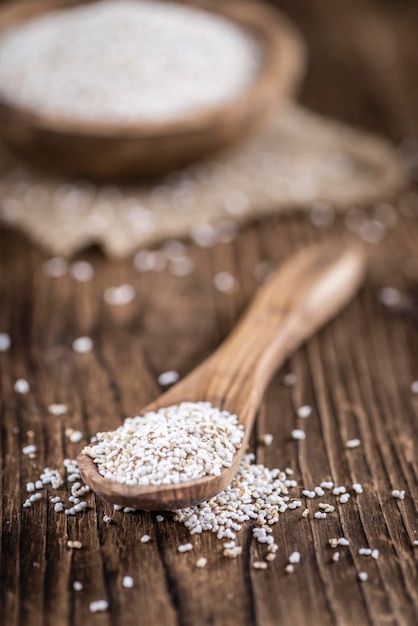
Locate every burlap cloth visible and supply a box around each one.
[0,104,406,258]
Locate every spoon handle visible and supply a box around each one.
[198,240,367,423]
[77,240,367,510]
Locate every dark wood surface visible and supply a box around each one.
[1,0,418,625]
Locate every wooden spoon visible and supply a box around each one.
[78,240,366,510]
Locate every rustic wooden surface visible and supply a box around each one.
[1,0,418,625]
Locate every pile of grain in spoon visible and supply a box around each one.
[82,402,244,485]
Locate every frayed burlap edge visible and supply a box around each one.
[0,104,407,258]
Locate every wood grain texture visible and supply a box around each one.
[1,0,418,625]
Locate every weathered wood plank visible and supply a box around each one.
[1,0,418,625]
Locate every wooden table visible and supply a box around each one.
[1,1,417,624]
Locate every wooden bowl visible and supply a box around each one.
[0,0,306,181]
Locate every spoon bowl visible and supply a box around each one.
[78,240,367,510]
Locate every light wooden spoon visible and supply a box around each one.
[78,240,366,510]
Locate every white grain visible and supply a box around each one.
[89,600,109,613]
[346,439,361,449]
[320,481,334,490]
[72,337,93,353]
[70,261,94,282]
[213,272,237,293]
[288,551,300,564]
[14,379,30,394]
[303,490,316,499]
[0,332,11,352]
[22,444,36,455]
[253,561,268,570]
[338,538,349,546]
[291,429,305,441]
[122,576,134,589]
[282,373,297,386]
[48,404,68,416]
[378,286,401,307]
[297,405,312,419]
[259,433,273,446]
[178,543,193,553]
[157,371,180,386]
[223,546,242,559]
[68,430,83,444]
[104,284,136,306]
